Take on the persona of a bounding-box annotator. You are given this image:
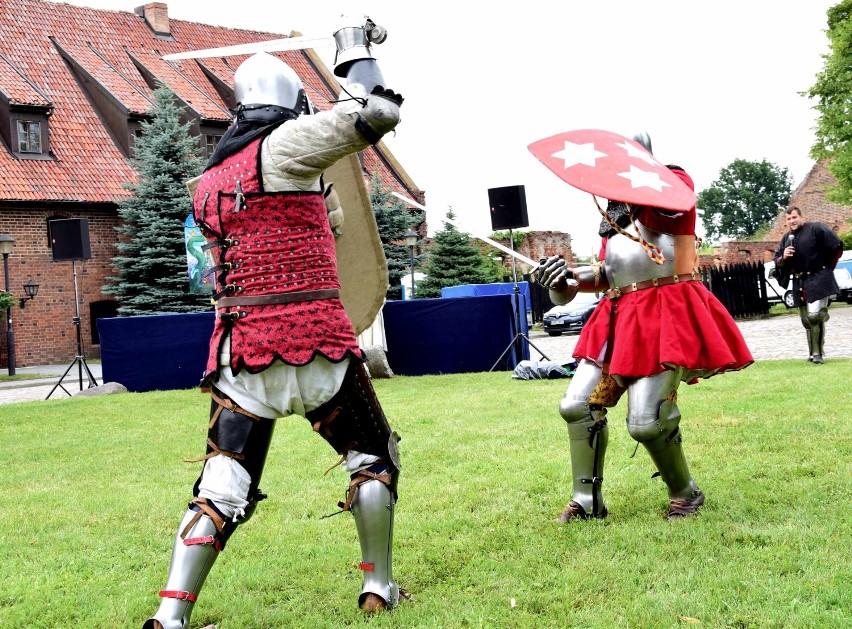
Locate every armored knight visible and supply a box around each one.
[537,134,753,521]
[773,205,842,364]
[144,17,404,629]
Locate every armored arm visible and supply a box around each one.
[537,256,609,306]
[333,16,403,144]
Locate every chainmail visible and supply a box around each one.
[598,201,633,237]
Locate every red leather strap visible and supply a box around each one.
[159,589,198,602]
[183,535,222,552]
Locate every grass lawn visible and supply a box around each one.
[1,360,850,628]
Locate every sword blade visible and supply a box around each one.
[162,34,334,60]
[391,192,541,270]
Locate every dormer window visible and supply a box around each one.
[205,134,220,158]
[2,107,53,160]
[17,120,42,153]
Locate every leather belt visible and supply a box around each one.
[216,288,340,309]
[606,273,698,300]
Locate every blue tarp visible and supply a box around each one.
[441,281,531,312]
[97,294,528,391]
[383,294,528,376]
[98,312,214,392]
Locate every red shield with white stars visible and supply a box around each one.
[528,129,696,212]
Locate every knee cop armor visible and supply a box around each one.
[626,395,698,501]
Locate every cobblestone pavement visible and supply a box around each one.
[1,308,850,406]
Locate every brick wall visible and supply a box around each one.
[484,231,575,273]
[699,240,779,267]
[0,207,120,367]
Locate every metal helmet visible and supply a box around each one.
[234,52,303,109]
[631,131,653,154]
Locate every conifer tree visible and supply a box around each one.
[416,208,494,298]
[104,85,206,315]
[368,172,423,300]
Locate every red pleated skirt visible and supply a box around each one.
[573,281,754,384]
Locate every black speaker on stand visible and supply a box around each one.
[485,186,549,370]
[46,218,99,398]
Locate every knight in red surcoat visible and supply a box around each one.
[144,17,405,629]
[537,133,753,522]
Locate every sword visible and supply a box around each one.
[391,192,542,272]
[162,34,333,60]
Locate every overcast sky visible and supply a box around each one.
[52,0,837,255]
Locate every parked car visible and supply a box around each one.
[763,261,794,307]
[542,292,602,336]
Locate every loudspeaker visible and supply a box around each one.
[50,218,92,261]
[488,185,528,230]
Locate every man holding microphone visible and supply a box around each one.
[774,206,843,363]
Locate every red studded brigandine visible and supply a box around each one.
[193,137,363,383]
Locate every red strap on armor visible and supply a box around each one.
[159,589,198,602]
[359,562,375,572]
[183,535,222,551]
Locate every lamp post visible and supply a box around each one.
[404,229,418,299]
[0,234,15,375]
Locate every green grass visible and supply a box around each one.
[1,361,850,628]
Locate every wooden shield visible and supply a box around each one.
[325,153,388,335]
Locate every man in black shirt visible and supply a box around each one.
[774,206,843,363]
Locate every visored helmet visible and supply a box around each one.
[234,52,304,110]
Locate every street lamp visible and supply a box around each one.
[0,234,16,375]
[404,229,418,299]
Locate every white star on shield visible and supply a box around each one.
[616,141,659,166]
[551,141,608,168]
[617,165,672,192]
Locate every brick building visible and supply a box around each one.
[0,0,422,368]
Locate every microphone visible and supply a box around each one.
[787,234,795,247]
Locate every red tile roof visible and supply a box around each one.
[0,54,52,106]
[0,0,420,204]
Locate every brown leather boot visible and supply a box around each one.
[668,489,705,519]
[556,500,608,522]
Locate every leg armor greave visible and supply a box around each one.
[145,391,276,628]
[805,300,829,362]
[561,396,609,517]
[306,361,402,609]
[626,398,698,500]
[143,509,221,629]
[351,466,400,610]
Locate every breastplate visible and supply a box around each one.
[604,221,676,288]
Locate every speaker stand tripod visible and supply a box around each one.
[489,228,549,371]
[46,260,99,399]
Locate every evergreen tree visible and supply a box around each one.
[368,172,423,300]
[104,85,206,315]
[417,208,494,298]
